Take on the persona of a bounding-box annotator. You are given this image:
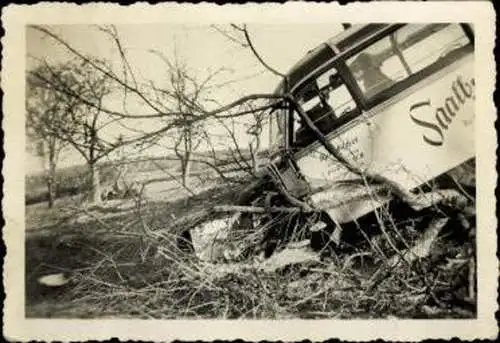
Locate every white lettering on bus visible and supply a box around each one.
[409,75,475,146]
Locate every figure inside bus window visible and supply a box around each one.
[306,83,336,131]
[351,52,394,98]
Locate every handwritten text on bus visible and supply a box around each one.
[409,75,475,146]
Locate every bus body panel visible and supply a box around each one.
[294,54,474,223]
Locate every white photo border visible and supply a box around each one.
[2,2,497,341]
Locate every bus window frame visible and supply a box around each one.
[286,23,473,152]
[461,23,474,44]
[344,23,474,110]
[290,60,363,150]
[287,25,401,151]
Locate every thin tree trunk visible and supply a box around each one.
[181,132,192,188]
[249,136,261,175]
[181,155,192,188]
[46,144,57,208]
[89,162,102,204]
[47,174,55,208]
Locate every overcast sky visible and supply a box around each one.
[26,23,344,172]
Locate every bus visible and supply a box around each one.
[248,23,475,250]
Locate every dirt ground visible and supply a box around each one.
[25,179,242,317]
[25,177,476,319]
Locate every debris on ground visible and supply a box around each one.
[257,243,320,273]
[26,165,477,319]
[37,273,70,287]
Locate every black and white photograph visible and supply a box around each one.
[2,2,497,342]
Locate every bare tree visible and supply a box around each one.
[247,107,266,175]
[28,25,294,200]
[156,55,210,188]
[28,58,120,204]
[26,64,83,207]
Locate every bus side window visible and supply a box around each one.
[347,24,472,100]
[348,38,407,98]
[395,24,471,74]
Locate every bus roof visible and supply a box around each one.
[327,24,389,50]
[275,24,390,93]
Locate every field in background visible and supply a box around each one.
[25,149,263,205]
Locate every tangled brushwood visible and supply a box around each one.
[26,166,476,319]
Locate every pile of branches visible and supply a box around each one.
[27,180,476,319]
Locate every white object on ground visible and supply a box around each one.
[190,215,234,261]
[258,246,320,273]
[286,239,311,249]
[310,221,327,232]
[37,273,69,287]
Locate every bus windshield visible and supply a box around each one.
[347,24,472,100]
[293,66,359,148]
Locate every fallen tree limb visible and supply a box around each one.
[389,217,449,266]
[364,217,449,293]
[407,189,469,211]
[213,205,305,214]
[288,96,470,211]
[289,97,413,199]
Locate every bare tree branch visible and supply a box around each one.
[30,25,167,116]
[211,24,248,48]
[241,24,285,78]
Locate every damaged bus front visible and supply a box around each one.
[251,23,475,253]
